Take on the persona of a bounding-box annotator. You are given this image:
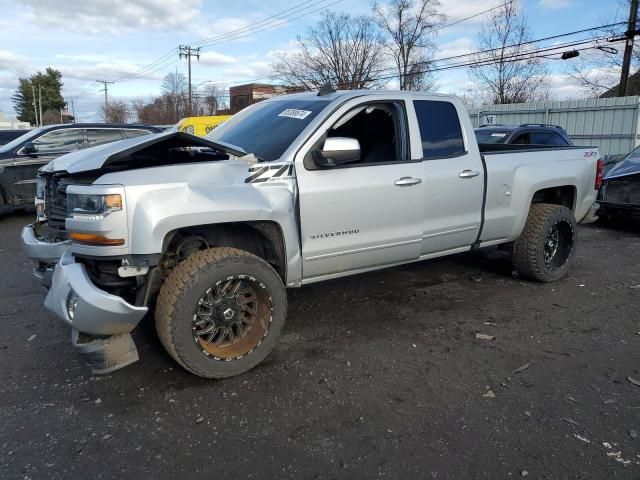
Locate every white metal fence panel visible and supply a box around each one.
[471,97,640,158]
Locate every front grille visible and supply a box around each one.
[602,175,640,205]
[44,175,69,230]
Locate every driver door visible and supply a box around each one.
[295,98,424,281]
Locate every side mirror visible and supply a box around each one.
[23,142,38,156]
[314,137,360,167]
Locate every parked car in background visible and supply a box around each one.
[0,123,162,212]
[475,124,573,146]
[598,146,640,219]
[173,115,233,136]
[0,129,31,146]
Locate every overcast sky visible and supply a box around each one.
[0,0,623,122]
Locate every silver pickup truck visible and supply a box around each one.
[21,89,602,378]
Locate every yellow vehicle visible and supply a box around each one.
[174,115,233,136]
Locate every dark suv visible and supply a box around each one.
[475,124,573,146]
[0,129,31,146]
[0,123,161,211]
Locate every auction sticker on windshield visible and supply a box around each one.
[278,109,312,120]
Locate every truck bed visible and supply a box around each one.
[478,145,599,246]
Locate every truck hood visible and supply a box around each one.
[605,154,640,180]
[40,131,248,174]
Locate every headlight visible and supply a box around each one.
[67,193,122,219]
[36,176,46,200]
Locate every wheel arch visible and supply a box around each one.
[531,185,577,212]
[161,220,288,282]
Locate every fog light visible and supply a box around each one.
[66,290,78,320]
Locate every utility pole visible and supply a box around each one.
[619,0,639,97]
[70,98,77,123]
[31,83,39,127]
[38,84,43,127]
[179,45,200,116]
[96,80,114,121]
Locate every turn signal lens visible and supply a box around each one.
[69,232,125,246]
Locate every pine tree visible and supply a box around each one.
[11,68,66,125]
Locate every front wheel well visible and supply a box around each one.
[161,221,287,282]
[531,186,576,212]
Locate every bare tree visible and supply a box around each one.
[132,94,178,124]
[272,12,386,90]
[373,0,445,91]
[469,0,548,104]
[100,100,129,123]
[201,84,225,115]
[161,72,187,121]
[42,109,61,125]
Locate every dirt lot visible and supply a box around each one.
[0,211,639,480]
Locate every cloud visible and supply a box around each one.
[18,0,202,34]
[222,61,272,81]
[199,51,237,67]
[537,0,572,9]
[0,50,34,81]
[437,37,475,60]
[438,0,499,25]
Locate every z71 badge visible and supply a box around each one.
[245,164,295,183]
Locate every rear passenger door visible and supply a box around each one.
[413,100,485,255]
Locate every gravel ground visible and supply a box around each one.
[1,212,639,480]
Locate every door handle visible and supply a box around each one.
[459,170,480,179]
[395,177,422,186]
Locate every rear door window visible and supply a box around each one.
[86,129,125,147]
[413,100,466,159]
[511,133,531,144]
[530,132,554,145]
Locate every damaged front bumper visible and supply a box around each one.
[21,224,71,288]
[45,251,148,373]
[45,251,148,335]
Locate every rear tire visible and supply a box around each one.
[513,203,577,282]
[155,247,287,378]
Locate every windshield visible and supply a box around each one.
[0,127,45,153]
[475,129,510,144]
[208,99,330,161]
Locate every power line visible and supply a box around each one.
[431,0,514,33]
[108,0,341,84]
[187,0,317,47]
[336,22,628,82]
[111,49,178,82]
[188,0,343,48]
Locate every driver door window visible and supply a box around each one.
[32,128,81,154]
[325,102,406,165]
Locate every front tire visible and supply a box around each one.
[155,247,287,378]
[513,203,577,282]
